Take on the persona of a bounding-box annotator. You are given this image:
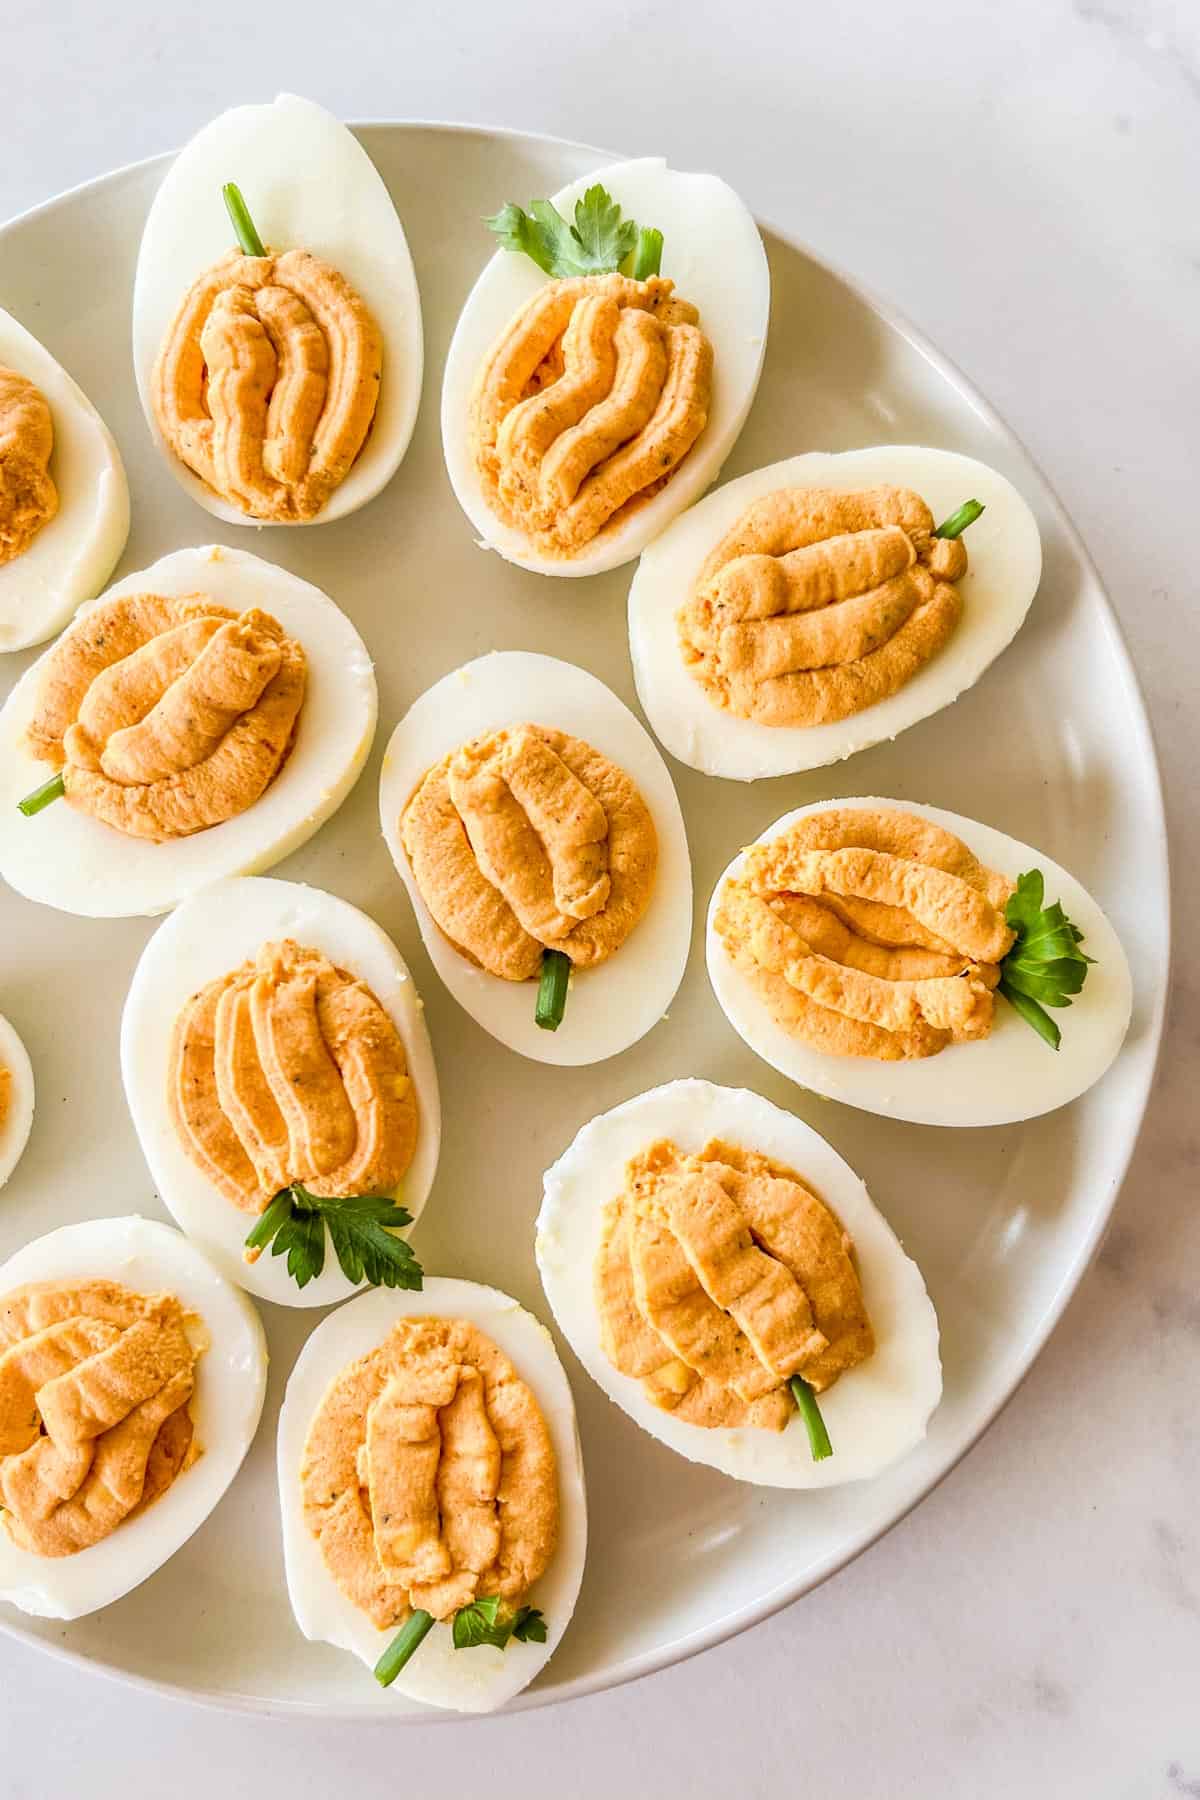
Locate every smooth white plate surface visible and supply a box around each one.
[0,125,1168,1717]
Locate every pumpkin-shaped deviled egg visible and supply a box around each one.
[0,1215,266,1619]
[629,446,1042,779]
[537,1080,941,1487]
[379,652,692,1064]
[133,94,422,526]
[121,877,441,1309]
[0,307,129,653]
[277,1278,586,1713]
[441,158,769,576]
[0,546,376,917]
[706,798,1133,1125]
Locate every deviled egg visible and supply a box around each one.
[707,797,1133,1126]
[441,157,769,576]
[121,876,441,1310]
[379,651,692,1065]
[0,307,129,653]
[278,1278,587,1714]
[629,446,1042,779]
[0,545,376,917]
[0,1014,34,1189]
[537,1079,941,1487]
[0,1214,266,1619]
[133,93,422,526]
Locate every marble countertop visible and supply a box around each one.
[1,0,1195,1794]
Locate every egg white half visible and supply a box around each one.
[537,1079,941,1488]
[0,545,377,918]
[277,1277,587,1714]
[440,157,770,577]
[0,1215,267,1620]
[121,876,442,1309]
[0,307,129,654]
[379,651,692,1065]
[707,797,1133,1126]
[0,1014,34,1190]
[132,92,423,527]
[629,445,1043,780]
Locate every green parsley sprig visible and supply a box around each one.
[486,183,663,280]
[373,1598,547,1689]
[997,869,1093,1051]
[244,1183,423,1292]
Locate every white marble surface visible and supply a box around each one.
[0,0,1195,1794]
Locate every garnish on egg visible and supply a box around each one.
[245,1186,423,1294]
[997,869,1093,1051]
[486,182,658,279]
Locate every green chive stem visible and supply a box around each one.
[997,977,1062,1051]
[790,1376,833,1462]
[374,1609,435,1687]
[244,1188,294,1254]
[933,499,985,540]
[222,182,266,258]
[632,226,664,281]
[17,772,65,817]
[535,950,571,1032]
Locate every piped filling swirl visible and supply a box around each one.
[0,365,58,568]
[23,592,306,841]
[168,938,418,1214]
[677,486,967,728]
[401,723,658,980]
[0,1278,200,1557]
[301,1315,558,1628]
[154,249,382,522]
[470,273,713,556]
[596,1138,874,1431]
[715,807,1016,1060]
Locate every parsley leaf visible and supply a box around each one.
[998,869,1094,1051]
[451,1595,547,1651]
[486,184,648,278]
[244,1184,423,1293]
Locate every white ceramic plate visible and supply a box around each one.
[0,124,1168,1719]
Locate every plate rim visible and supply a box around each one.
[0,117,1172,1722]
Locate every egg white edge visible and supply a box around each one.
[535,1078,942,1488]
[0,544,378,918]
[706,796,1134,1126]
[276,1277,587,1714]
[440,156,770,577]
[120,875,442,1310]
[0,1014,35,1190]
[378,650,693,1066]
[0,1215,267,1620]
[0,307,130,653]
[628,444,1043,779]
[131,92,424,528]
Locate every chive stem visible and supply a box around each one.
[244,1188,295,1254]
[632,226,664,281]
[17,772,65,817]
[374,1609,435,1687]
[223,182,266,258]
[790,1376,833,1462]
[535,950,571,1031]
[933,498,985,540]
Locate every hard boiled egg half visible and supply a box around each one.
[441,156,770,576]
[121,876,441,1309]
[277,1278,587,1714]
[537,1079,942,1487]
[0,307,129,653]
[0,1215,266,1620]
[133,93,422,526]
[706,796,1133,1126]
[629,446,1042,779]
[0,545,376,917]
[0,1014,34,1189]
[379,651,692,1065]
